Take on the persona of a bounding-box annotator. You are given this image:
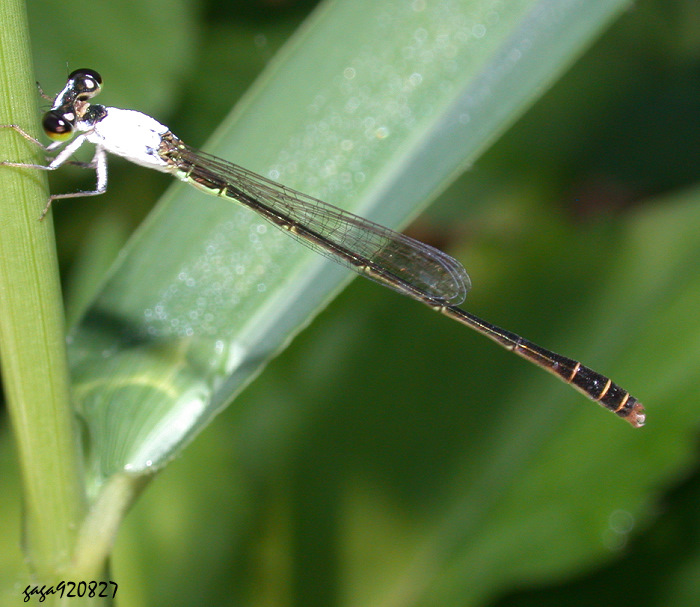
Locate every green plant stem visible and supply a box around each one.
[0,0,86,582]
[71,473,146,579]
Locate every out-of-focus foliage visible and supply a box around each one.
[0,0,698,605]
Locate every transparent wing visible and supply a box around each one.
[179,144,470,305]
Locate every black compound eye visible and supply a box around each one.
[42,110,75,141]
[67,68,102,98]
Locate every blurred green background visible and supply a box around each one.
[1,0,700,605]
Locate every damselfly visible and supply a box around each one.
[0,69,645,427]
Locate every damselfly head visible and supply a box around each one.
[43,69,103,141]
